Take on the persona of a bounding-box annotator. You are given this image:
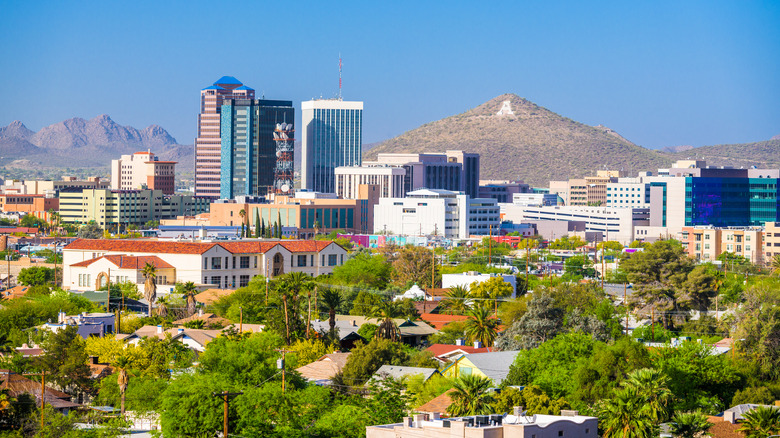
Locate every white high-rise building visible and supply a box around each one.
[334,166,405,199]
[301,99,363,193]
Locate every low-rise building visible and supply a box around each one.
[0,194,59,222]
[441,350,519,385]
[111,151,176,195]
[58,189,209,228]
[374,189,500,238]
[478,180,531,203]
[367,411,598,438]
[441,272,517,297]
[335,165,406,199]
[679,226,764,263]
[40,312,115,338]
[764,222,780,264]
[63,238,348,292]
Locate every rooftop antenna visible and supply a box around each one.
[338,53,343,101]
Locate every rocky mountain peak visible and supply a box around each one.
[0,120,34,140]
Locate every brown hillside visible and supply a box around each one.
[364,94,672,186]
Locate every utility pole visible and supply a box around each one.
[623,283,628,336]
[275,349,291,392]
[212,391,242,438]
[239,306,243,333]
[23,371,45,430]
[488,225,492,266]
[600,244,605,290]
[651,306,655,342]
[431,247,435,289]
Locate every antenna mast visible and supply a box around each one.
[338,53,342,100]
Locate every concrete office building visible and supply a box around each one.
[58,189,209,228]
[111,151,176,195]
[365,151,480,198]
[510,193,558,206]
[301,99,363,193]
[764,222,780,264]
[606,178,651,208]
[2,177,108,196]
[478,180,531,203]
[194,76,255,198]
[0,194,59,222]
[219,98,295,199]
[374,189,499,239]
[334,165,405,199]
[500,204,649,244]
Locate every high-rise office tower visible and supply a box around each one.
[194,76,254,198]
[301,99,363,193]
[219,98,294,199]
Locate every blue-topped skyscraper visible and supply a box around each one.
[301,99,363,193]
[219,98,294,199]
[195,76,255,198]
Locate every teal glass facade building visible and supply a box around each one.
[220,99,294,199]
[685,176,780,226]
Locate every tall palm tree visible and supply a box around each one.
[623,368,672,423]
[446,374,495,416]
[598,385,656,438]
[142,263,157,317]
[371,300,401,341]
[238,209,246,237]
[669,411,712,438]
[464,305,500,347]
[180,281,198,316]
[155,296,169,317]
[771,254,780,276]
[738,405,780,438]
[320,289,342,341]
[114,356,130,416]
[277,272,312,344]
[439,285,471,315]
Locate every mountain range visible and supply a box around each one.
[0,115,192,171]
[364,94,780,186]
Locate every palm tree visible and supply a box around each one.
[277,272,312,344]
[320,289,342,341]
[179,281,198,316]
[238,209,246,237]
[598,385,657,438]
[771,254,780,276]
[738,405,780,438]
[464,305,500,347]
[623,368,672,423]
[439,285,471,315]
[114,356,131,416]
[142,263,157,317]
[155,296,169,317]
[371,300,401,341]
[669,411,712,438]
[446,374,495,416]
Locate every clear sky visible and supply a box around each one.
[1,0,778,148]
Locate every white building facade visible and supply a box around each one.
[373,189,499,239]
[334,165,405,199]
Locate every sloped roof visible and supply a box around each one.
[70,255,174,269]
[295,353,351,382]
[235,85,254,91]
[202,85,226,91]
[706,417,745,438]
[426,343,493,358]
[416,390,454,415]
[172,312,230,326]
[332,315,437,337]
[2,285,30,300]
[214,76,242,85]
[278,240,342,253]
[0,369,80,409]
[723,404,776,421]
[65,239,216,254]
[194,288,235,305]
[420,313,469,330]
[372,365,439,382]
[460,350,519,384]
[121,325,221,347]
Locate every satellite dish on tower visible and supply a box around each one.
[281,184,290,193]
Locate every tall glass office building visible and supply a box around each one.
[685,176,780,226]
[301,99,363,193]
[220,99,294,199]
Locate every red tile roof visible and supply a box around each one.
[416,390,454,415]
[279,240,340,253]
[426,343,493,358]
[66,239,216,254]
[70,255,174,269]
[706,417,745,438]
[216,241,279,254]
[420,313,469,330]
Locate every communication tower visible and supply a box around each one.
[273,123,294,194]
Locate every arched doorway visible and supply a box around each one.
[95,272,109,290]
[273,253,284,277]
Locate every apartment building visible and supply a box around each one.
[194,76,255,198]
[63,239,348,293]
[334,166,406,199]
[764,222,780,263]
[58,189,209,228]
[680,226,764,263]
[111,151,176,194]
[373,189,499,239]
[2,177,108,196]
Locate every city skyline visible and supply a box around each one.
[0,1,778,149]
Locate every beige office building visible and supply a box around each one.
[111,151,176,195]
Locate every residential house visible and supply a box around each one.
[116,325,222,352]
[425,342,493,365]
[441,350,520,385]
[310,319,365,350]
[40,312,115,338]
[371,365,440,384]
[441,272,518,298]
[419,314,470,331]
[0,369,82,415]
[295,353,351,384]
[334,315,438,347]
[194,288,236,306]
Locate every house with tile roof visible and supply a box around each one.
[295,353,351,384]
[425,342,493,364]
[62,238,347,293]
[116,325,223,352]
[0,369,82,415]
[441,350,519,385]
[334,315,438,347]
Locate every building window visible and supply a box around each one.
[212,258,221,270]
[297,255,307,267]
[240,256,250,269]
[211,276,221,287]
[328,254,337,266]
[239,275,250,287]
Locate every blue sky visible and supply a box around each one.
[1,0,778,148]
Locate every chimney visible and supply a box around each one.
[473,340,482,348]
[351,320,357,327]
[198,309,203,317]
[402,417,413,428]
[413,414,426,426]
[157,325,163,334]
[455,338,465,346]
[724,411,736,424]
[513,406,524,416]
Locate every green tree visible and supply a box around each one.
[548,235,587,250]
[464,305,500,347]
[38,325,91,394]
[276,272,312,344]
[238,208,246,237]
[254,210,261,238]
[495,292,564,350]
[19,214,43,228]
[391,245,437,288]
[447,374,495,416]
[17,266,55,286]
[571,337,651,406]
[176,281,198,316]
[341,338,410,386]
[320,288,343,340]
[737,405,780,438]
[564,254,597,278]
[598,385,658,438]
[141,262,157,317]
[331,251,392,289]
[115,356,130,415]
[669,411,712,438]
[439,285,471,315]
[154,296,169,317]
[350,290,384,316]
[371,300,402,341]
[78,223,104,239]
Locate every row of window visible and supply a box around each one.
[204,256,258,270]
